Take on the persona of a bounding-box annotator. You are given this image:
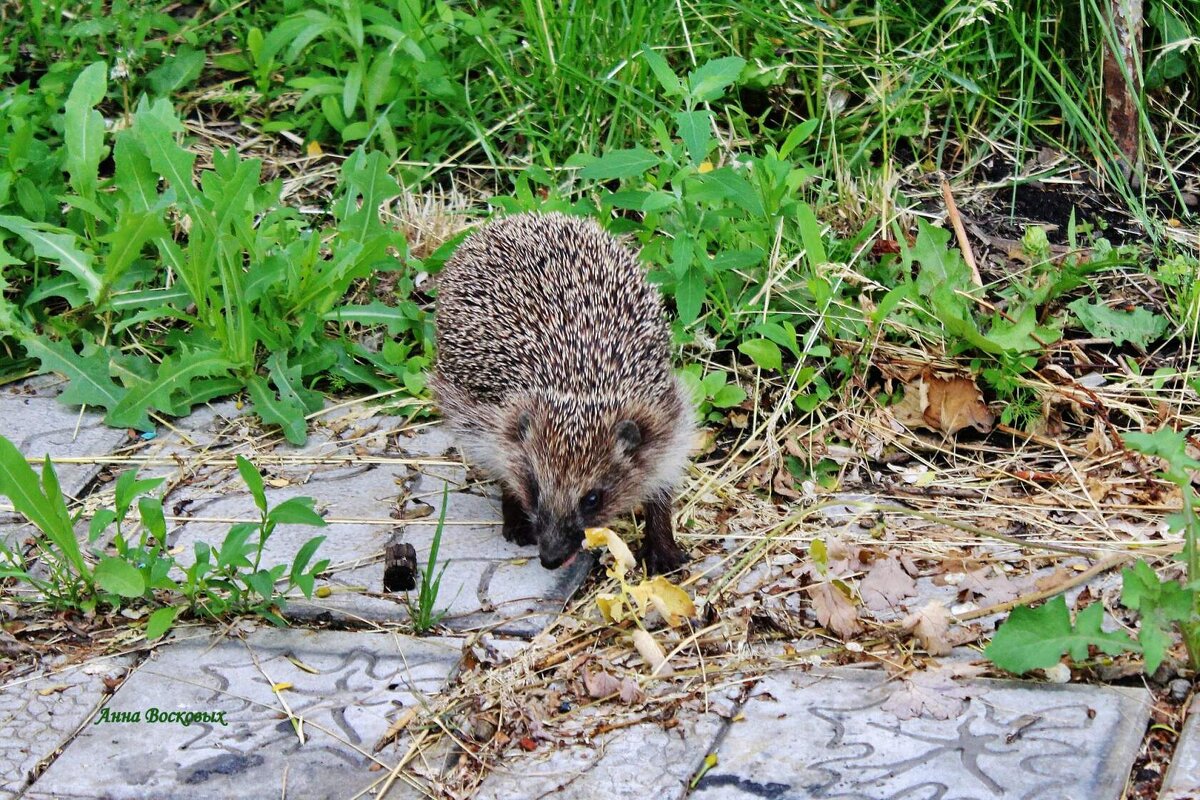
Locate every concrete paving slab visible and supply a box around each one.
[26,628,462,800]
[472,706,728,800]
[691,667,1151,800]
[1161,695,1200,799]
[0,380,131,548]
[160,427,593,635]
[0,656,132,799]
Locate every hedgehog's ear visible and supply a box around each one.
[514,411,534,443]
[615,419,642,454]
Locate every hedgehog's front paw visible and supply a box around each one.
[640,538,689,576]
[502,516,536,546]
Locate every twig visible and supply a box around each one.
[941,180,982,287]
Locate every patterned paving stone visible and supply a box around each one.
[690,667,1151,800]
[472,705,730,800]
[1161,695,1200,799]
[0,380,130,548]
[0,656,132,800]
[26,628,462,800]
[160,426,593,636]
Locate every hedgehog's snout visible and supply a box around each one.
[535,512,584,570]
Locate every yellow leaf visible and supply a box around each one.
[596,593,628,624]
[306,140,323,157]
[631,629,673,676]
[272,681,294,692]
[584,527,635,576]
[698,161,714,173]
[628,576,695,627]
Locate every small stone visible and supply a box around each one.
[1171,678,1192,704]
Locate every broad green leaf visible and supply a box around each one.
[1069,298,1168,350]
[108,348,234,429]
[673,110,714,165]
[674,266,705,325]
[985,596,1136,675]
[146,47,205,96]
[138,496,168,547]
[267,497,327,527]
[696,168,764,217]
[95,557,146,598]
[343,60,364,118]
[738,338,783,371]
[144,606,179,640]
[266,352,323,415]
[290,535,327,579]
[984,305,1061,353]
[101,209,169,289]
[0,438,81,572]
[20,337,124,414]
[579,147,661,181]
[0,216,103,302]
[642,45,682,96]
[1125,429,1200,475]
[247,376,308,445]
[710,384,747,408]
[334,148,401,249]
[686,56,746,102]
[64,62,108,202]
[236,455,267,513]
[131,99,205,223]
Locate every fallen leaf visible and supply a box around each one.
[632,629,674,677]
[809,581,862,638]
[595,593,628,624]
[901,601,953,656]
[860,556,918,612]
[895,371,994,435]
[518,736,537,751]
[618,676,645,704]
[881,665,980,720]
[585,527,636,576]
[583,668,623,699]
[628,576,696,627]
[959,568,1021,606]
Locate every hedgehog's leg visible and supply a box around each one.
[639,489,688,575]
[500,486,536,546]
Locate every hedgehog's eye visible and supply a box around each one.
[580,490,603,514]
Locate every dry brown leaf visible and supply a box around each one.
[809,581,862,638]
[860,556,918,612]
[881,664,982,720]
[959,568,1021,606]
[894,371,994,435]
[582,668,623,699]
[619,676,645,704]
[901,601,952,656]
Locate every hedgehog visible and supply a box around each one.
[430,212,695,575]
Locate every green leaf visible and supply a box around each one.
[579,147,661,181]
[138,496,168,547]
[1068,298,1168,350]
[686,56,746,102]
[985,596,1137,675]
[796,203,827,268]
[108,348,234,429]
[674,266,705,325]
[95,557,146,598]
[0,216,103,302]
[20,337,125,415]
[738,338,783,371]
[290,535,327,580]
[236,455,267,513]
[323,302,411,335]
[247,376,308,445]
[710,384,747,408]
[334,148,401,249]
[673,110,714,165]
[144,605,179,640]
[697,168,764,217]
[101,209,168,290]
[0,438,82,572]
[268,497,326,528]
[1124,429,1200,475]
[63,62,108,202]
[147,47,205,96]
[1121,561,1193,673]
[641,45,682,96]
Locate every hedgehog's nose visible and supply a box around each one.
[538,526,584,570]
